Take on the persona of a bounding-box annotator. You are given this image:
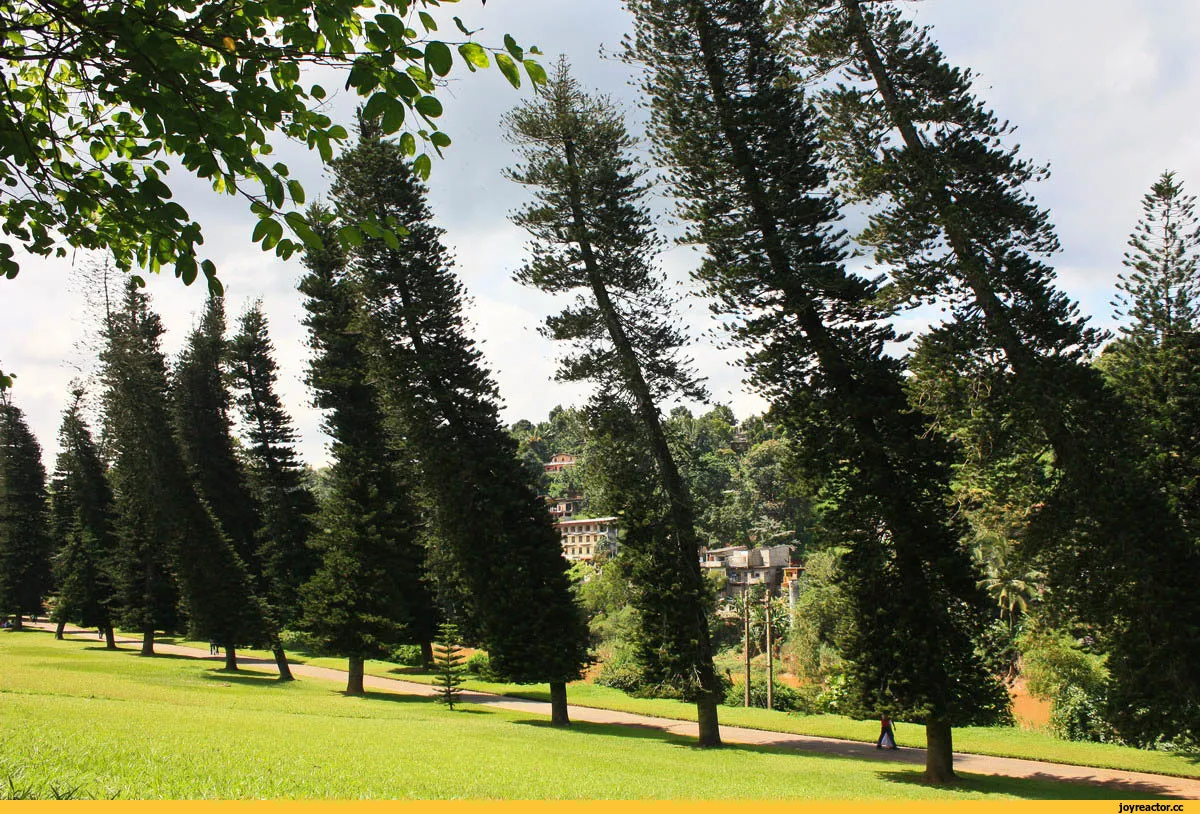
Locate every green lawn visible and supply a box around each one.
[0,629,1161,800]
[346,662,1200,781]
[132,629,1200,781]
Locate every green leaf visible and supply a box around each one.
[425,41,453,77]
[382,98,406,134]
[337,224,364,248]
[458,42,490,71]
[287,179,305,205]
[414,153,432,181]
[496,53,521,88]
[503,34,523,63]
[89,141,110,162]
[400,132,417,156]
[285,211,323,249]
[415,96,443,119]
[430,131,451,149]
[418,11,437,32]
[524,59,548,86]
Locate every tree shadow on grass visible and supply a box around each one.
[511,719,1180,800]
[198,671,293,689]
[878,768,1179,800]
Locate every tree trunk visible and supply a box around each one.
[421,639,434,670]
[346,655,365,695]
[272,644,294,681]
[224,644,238,671]
[10,615,22,631]
[140,626,154,656]
[924,719,957,783]
[104,626,116,650]
[696,691,722,747]
[54,619,65,639]
[549,681,570,726]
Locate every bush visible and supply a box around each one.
[389,644,424,667]
[594,652,645,694]
[466,651,497,681]
[277,629,320,654]
[1052,686,1122,744]
[723,677,810,714]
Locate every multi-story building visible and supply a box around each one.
[543,452,577,473]
[548,492,585,520]
[700,544,794,599]
[555,516,619,562]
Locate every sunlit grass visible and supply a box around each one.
[0,630,1151,800]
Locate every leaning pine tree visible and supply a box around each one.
[0,394,53,630]
[229,300,320,680]
[172,294,271,671]
[298,215,433,696]
[787,0,1200,744]
[49,390,120,648]
[321,117,588,723]
[504,61,721,745]
[101,281,264,658]
[623,0,1008,779]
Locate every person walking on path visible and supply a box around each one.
[877,714,898,750]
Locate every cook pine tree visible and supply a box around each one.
[298,215,433,696]
[48,390,120,648]
[0,394,52,630]
[624,0,1007,779]
[172,294,271,670]
[101,281,263,658]
[787,0,1200,744]
[504,60,721,744]
[321,116,588,723]
[1100,172,1200,541]
[229,300,319,680]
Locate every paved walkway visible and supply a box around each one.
[33,624,1200,799]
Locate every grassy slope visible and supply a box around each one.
[134,630,1200,780]
[0,630,1148,800]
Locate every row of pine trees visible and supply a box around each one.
[2,0,1200,788]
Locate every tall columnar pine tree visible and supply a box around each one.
[0,395,53,630]
[504,61,721,744]
[623,0,1007,778]
[49,390,120,647]
[101,281,264,658]
[229,301,319,679]
[1100,172,1200,540]
[172,294,273,670]
[322,117,588,723]
[786,0,1200,744]
[298,215,432,696]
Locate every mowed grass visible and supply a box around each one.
[101,628,1200,781]
[356,666,1200,781]
[0,630,1153,800]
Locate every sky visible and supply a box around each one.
[2,0,1199,470]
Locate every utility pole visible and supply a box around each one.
[765,591,774,711]
[743,589,752,707]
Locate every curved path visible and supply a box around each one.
[35,624,1200,799]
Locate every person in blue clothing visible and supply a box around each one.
[876,713,898,750]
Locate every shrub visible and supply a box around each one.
[389,644,424,667]
[723,677,809,713]
[277,629,320,654]
[466,651,497,681]
[594,651,646,694]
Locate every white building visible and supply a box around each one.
[555,516,619,562]
[700,544,793,599]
